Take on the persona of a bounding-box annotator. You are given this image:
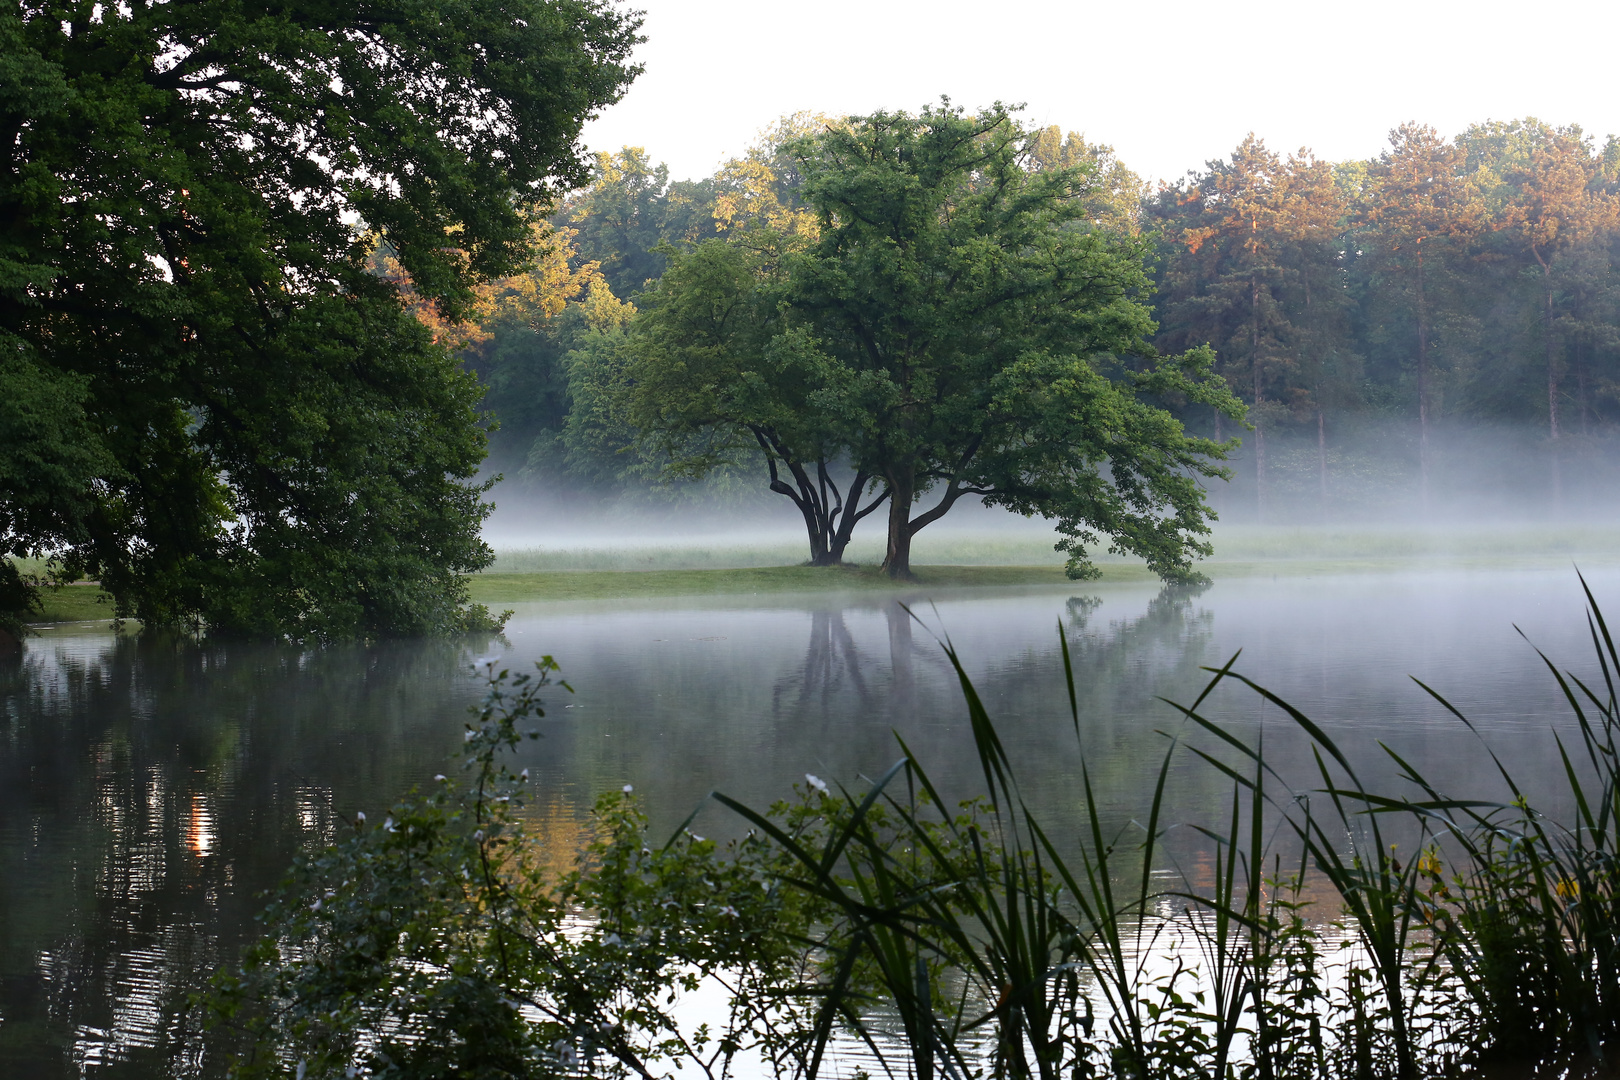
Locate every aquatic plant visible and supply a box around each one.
[208,658,830,1079]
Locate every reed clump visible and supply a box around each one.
[219,575,1620,1080]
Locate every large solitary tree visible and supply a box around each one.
[788,104,1244,581]
[0,0,640,636]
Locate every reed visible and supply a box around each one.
[708,579,1620,1079]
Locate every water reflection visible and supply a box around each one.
[2,567,1615,1076]
[0,632,503,1077]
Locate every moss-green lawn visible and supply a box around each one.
[464,562,1151,604]
[31,584,119,624]
[463,555,1549,606]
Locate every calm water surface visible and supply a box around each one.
[2,565,1614,1076]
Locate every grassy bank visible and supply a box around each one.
[463,557,1538,606]
[486,523,1620,574]
[30,583,116,624]
[464,562,1144,604]
[20,521,1620,623]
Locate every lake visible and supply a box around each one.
[1,563,1612,1076]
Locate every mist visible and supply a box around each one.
[480,416,1620,573]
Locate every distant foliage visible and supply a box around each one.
[1150,120,1620,518]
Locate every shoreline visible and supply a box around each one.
[465,551,1620,605]
[24,548,1620,626]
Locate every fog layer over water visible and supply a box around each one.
[480,421,1620,567]
[3,564,1617,1075]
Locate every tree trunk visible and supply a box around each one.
[1540,260,1562,513]
[883,466,915,580]
[1317,407,1328,516]
[1415,251,1430,514]
[753,430,846,566]
[784,458,834,565]
[1576,340,1591,436]
[1544,266,1559,442]
[1251,273,1266,523]
[827,471,889,564]
[800,503,832,565]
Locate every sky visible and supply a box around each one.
[579,0,1620,186]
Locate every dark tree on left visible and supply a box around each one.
[0,0,640,637]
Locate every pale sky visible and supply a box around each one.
[579,0,1620,186]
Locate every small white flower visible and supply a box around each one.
[355,811,366,823]
[384,817,397,833]
[689,833,705,843]
[520,768,529,780]
[310,899,322,912]
[464,730,477,743]
[435,774,447,783]
[719,905,740,918]
[473,830,484,842]
[805,774,829,793]
[622,784,633,794]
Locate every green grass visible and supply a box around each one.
[464,563,1155,604]
[485,523,1620,575]
[30,584,118,625]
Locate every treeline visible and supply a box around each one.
[455,115,1620,521]
[1152,121,1620,518]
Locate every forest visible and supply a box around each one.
[459,114,1620,524]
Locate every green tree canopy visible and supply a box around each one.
[558,148,719,298]
[786,103,1243,581]
[615,105,1242,580]
[0,0,640,636]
